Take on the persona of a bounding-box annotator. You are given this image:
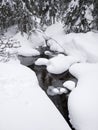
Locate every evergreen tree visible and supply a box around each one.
[93,0,98,30]
[0,0,35,34]
[64,0,94,33]
[0,0,98,34]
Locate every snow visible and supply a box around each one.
[45,23,66,52]
[45,23,98,130]
[35,58,49,66]
[45,23,98,63]
[3,25,18,38]
[0,62,71,130]
[1,22,98,130]
[63,80,76,91]
[68,0,79,10]
[46,54,78,74]
[45,22,64,37]
[85,4,94,22]
[29,29,45,48]
[68,63,98,130]
[13,32,40,56]
[34,54,79,75]
[47,86,68,96]
[47,86,60,96]
[18,47,40,57]
[66,32,98,63]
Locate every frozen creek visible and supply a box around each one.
[19,53,77,130]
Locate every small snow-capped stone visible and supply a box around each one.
[52,88,60,94]
[63,80,75,91]
[35,58,49,66]
[0,44,6,49]
[59,88,68,94]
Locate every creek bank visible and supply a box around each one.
[19,51,77,130]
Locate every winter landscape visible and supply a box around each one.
[0,0,98,130]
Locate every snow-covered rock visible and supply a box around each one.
[29,30,45,48]
[68,63,98,130]
[0,62,71,130]
[18,47,40,57]
[46,54,78,74]
[35,58,49,66]
[47,86,68,96]
[63,80,76,91]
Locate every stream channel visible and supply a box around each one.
[19,49,77,130]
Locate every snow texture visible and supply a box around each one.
[45,23,98,130]
[35,58,49,66]
[45,23,98,63]
[46,54,78,74]
[1,22,98,130]
[63,80,76,91]
[13,32,40,56]
[68,63,98,130]
[0,62,71,130]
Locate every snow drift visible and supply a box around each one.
[0,62,71,130]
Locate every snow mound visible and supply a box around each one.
[45,22,64,37]
[13,32,40,56]
[68,63,98,130]
[45,23,98,63]
[47,54,78,74]
[35,58,49,66]
[64,32,98,63]
[29,30,45,48]
[63,80,76,91]
[0,63,71,130]
[18,47,40,57]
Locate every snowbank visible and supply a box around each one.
[45,23,98,63]
[64,32,98,63]
[29,29,45,48]
[45,22,64,37]
[68,63,98,130]
[0,62,71,130]
[45,23,98,130]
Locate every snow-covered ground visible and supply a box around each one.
[0,62,71,130]
[1,22,98,130]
